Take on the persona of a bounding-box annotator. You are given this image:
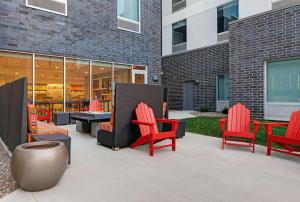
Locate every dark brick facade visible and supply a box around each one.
[162,43,229,111]
[229,4,300,119]
[0,0,161,83]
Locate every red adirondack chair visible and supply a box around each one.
[264,110,300,157]
[131,102,178,156]
[219,103,260,152]
[36,109,51,124]
[89,100,102,112]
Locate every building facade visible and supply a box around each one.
[162,0,300,120]
[0,0,161,113]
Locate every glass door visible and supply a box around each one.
[132,66,147,84]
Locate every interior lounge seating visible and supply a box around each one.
[219,103,260,153]
[264,110,300,157]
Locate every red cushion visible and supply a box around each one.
[27,104,38,133]
[99,122,113,132]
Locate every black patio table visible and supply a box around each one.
[71,112,111,137]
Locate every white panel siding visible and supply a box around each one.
[187,8,217,50]
[239,0,272,19]
[162,0,172,17]
[162,25,173,56]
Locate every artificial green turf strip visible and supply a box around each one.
[184,116,287,147]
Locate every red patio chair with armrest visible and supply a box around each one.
[36,109,51,124]
[219,103,260,153]
[89,100,103,112]
[264,110,300,157]
[131,102,178,156]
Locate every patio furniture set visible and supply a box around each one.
[1,78,299,193]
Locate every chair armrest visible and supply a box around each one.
[251,120,260,134]
[219,118,227,131]
[36,109,52,124]
[156,118,178,124]
[264,122,289,136]
[156,119,179,131]
[132,120,156,126]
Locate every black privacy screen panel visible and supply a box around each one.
[0,78,27,152]
[114,83,163,148]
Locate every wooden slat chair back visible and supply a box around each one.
[219,103,260,153]
[285,110,300,140]
[135,102,159,136]
[227,103,250,132]
[265,110,300,157]
[131,102,178,156]
[89,100,101,112]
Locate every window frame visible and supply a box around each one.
[217,0,239,34]
[26,0,68,16]
[172,0,186,13]
[117,0,141,34]
[216,74,229,101]
[172,19,187,53]
[266,58,300,104]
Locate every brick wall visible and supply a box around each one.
[0,0,161,83]
[229,4,300,119]
[162,43,229,111]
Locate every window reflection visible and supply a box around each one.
[66,59,90,112]
[35,55,64,113]
[92,61,113,112]
[0,51,33,101]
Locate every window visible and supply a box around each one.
[35,55,64,112]
[217,75,229,101]
[172,0,186,13]
[117,0,140,33]
[66,59,90,112]
[0,50,147,115]
[0,51,33,101]
[172,20,187,53]
[26,0,67,16]
[92,62,113,112]
[267,59,300,103]
[217,0,239,34]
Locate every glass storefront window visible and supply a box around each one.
[0,50,146,116]
[35,55,64,112]
[92,61,113,112]
[114,64,132,84]
[66,59,90,112]
[0,51,33,101]
[267,59,300,103]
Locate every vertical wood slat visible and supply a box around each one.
[286,110,300,140]
[227,103,251,132]
[136,103,159,137]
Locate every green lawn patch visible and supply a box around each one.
[185,116,287,147]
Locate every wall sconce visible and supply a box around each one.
[152,75,159,82]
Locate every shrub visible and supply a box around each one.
[222,107,228,114]
[200,107,209,112]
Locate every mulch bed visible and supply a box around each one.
[0,143,18,199]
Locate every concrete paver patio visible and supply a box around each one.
[1,125,300,202]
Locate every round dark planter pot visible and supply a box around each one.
[11,141,68,192]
